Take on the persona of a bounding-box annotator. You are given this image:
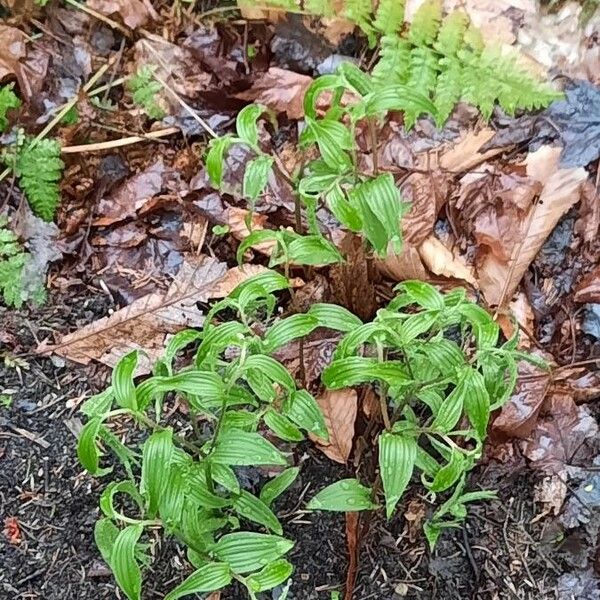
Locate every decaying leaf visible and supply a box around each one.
[477,146,587,307]
[37,257,269,371]
[522,394,598,472]
[87,0,158,29]
[534,474,567,516]
[226,207,277,256]
[235,67,313,120]
[94,161,166,227]
[418,236,476,285]
[574,265,600,304]
[492,359,552,439]
[310,388,357,464]
[496,292,535,347]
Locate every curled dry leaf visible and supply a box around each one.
[534,474,567,516]
[37,257,269,371]
[310,388,358,464]
[492,358,552,439]
[3,517,21,545]
[477,146,587,307]
[226,207,277,256]
[496,292,535,348]
[235,67,313,120]
[87,0,158,29]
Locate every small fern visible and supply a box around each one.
[0,84,21,133]
[0,219,28,308]
[9,138,64,222]
[128,66,166,120]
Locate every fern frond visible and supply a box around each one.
[408,0,442,46]
[462,22,484,54]
[128,66,166,120]
[373,0,405,35]
[433,59,463,125]
[0,84,21,133]
[15,138,64,222]
[343,0,376,45]
[0,220,27,308]
[305,0,334,16]
[372,35,411,87]
[435,10,469,57]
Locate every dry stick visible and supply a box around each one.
[61,127,180,154]
[140,39,218,138]
[0,58,116,185]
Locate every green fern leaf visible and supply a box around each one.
[0,84,21,133]
[462,22,484,54]
[372,35,411,87]
[373,0,405,35]
[15,138,64,222]
[408,0,442,46]
[0,221,27,308]
[404,46,439,127]
[434,10,469,57]
[128,66,166,120]
[433,59,462,125]
[343,0,376,45]
[305,0,334,16]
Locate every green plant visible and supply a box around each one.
[128,66,166,120]
[2,135,64,222]
[77,270,363,599]
[0,217,45,308]
[207,3,559,263]
[307,280,544,547]
[0,84,21,132]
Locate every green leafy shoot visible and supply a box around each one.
[128,66,166,120]
[0,84,21,132]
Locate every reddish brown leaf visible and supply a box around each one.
[235,67,313,120]
[3,517,21,545]
[418,235,476,285]
[496,292,535,348]
[310,389,357,464]
[492,358,552,439]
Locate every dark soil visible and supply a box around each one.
[0,289,586,600]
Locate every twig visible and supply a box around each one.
[140,39,218,138]
[61,127,180,154]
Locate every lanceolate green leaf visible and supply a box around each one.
[111,524,144,600]
[308,479,378,512]
[262,314,320,353]
[305,118,352,172]
[243,354,296,392]
[78,417,111,476]
[213,532,294,574]
[264,409,304,441]
[379,431,417,518]
[247,559,294,593]
[236,103,266,147]
[141,429,174,518]
[206,135,234,187]
[260,467,300,507]
[308,303,363,332]
[164,563,232,600]
[462,367,490,439]
[287,235,342,266]
[112,351,138,410]
[233,490,283,534]
[427,448,467,493]
[322,357,409,388]
[324,184,363,231]
[397,280,444,310]
[284,390,329,440]
[431,366,476,433]
[211,429,287,466]
[94,518,120,565]
[210,463,240,494]
[243,154,274,201]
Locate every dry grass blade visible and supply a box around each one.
[478,146,587,307]
[37,257,269,371]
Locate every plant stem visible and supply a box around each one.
[368,117,379,175]
[132,411,203,456]
[376,343,391,430]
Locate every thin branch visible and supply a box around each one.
[61,127,180,154]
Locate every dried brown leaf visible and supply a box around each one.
[376,242,430,282]
[38,257,269,371]
[310,388,357,464]
[492,359,552,439]
[496,292,535,348]
[437,128,502,174]
[534,474,567,516]
[235,67,313,120]
[94,161,165,227]
[87,0,157,29]
[574,265,600,303]
[522,394,598,473]
[477,146,587,306]
[226,207,276,256]
[418,235,477,285]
